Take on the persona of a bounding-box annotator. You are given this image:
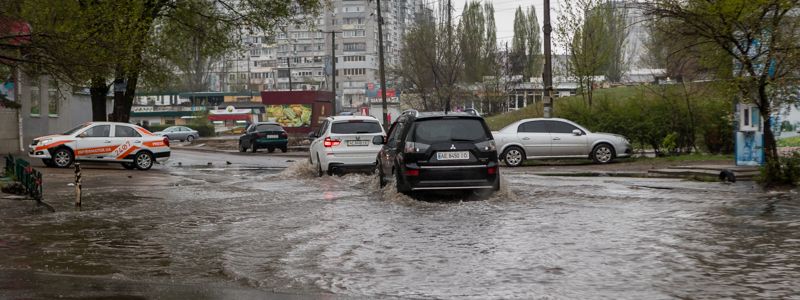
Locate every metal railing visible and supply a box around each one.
[4,155,43,200]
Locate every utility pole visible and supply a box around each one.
[377,0,389,128]
[332,31,336,114]
[445,0,452,113]
[286,57,293,91]
[320,30,341,114]
[543,0,554,118]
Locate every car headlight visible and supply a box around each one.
[39,138,53,145]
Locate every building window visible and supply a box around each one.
[30,77,40,115]
[343,42,366,52]
[48,80,59,116]
[343,30,366,37]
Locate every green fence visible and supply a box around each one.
[4,155,43,200]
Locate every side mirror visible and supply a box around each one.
[372,135,385,145]
[572,129,583,136]
[78,132,88,138]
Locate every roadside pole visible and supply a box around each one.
[74,163,81,208]
[542,0,554,118]
[377,0,389,129]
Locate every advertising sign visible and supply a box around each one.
[365,83,396,98]
[266,104,312,127]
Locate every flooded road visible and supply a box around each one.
[2,150,799,299]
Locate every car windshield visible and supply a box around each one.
[255,124,282,132]
[331,121,382,134]
[63,123,91,135]
[411,118,489,144]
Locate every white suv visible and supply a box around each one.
[309,115,385,176]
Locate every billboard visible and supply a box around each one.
[266,104,312,127]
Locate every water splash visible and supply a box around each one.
[279,160,317,179]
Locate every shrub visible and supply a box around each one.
[758,152,800,186]
[487,83,734,154]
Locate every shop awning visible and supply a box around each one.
[208,114,250,121]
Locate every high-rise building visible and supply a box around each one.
[206,0,424,111]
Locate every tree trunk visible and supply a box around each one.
[90,77,109,121]
[111,73,139,122]
[759,83,778,164]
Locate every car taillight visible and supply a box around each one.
[404,142,430,153]
[404,169,420,176]
[323,137,341,148]
[256,133,265,138]
[487,166,498,175]
[163,137,170,147]
[280,132,288,138]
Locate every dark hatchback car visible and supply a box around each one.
[239,122,289,153]
[375,110,500,194]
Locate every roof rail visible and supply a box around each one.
[464,108,481,117]
[401,109,419,117]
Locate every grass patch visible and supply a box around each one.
[778,136,800,147]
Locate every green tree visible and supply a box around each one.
[558,0,626,106]
[525,5,542,80]
[483,2,498,78]
[459,1,486,83]
[510,7,527,78]
[4,0,321,122]
[649,0,800,183]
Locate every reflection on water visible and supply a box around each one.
[1,163,799,299]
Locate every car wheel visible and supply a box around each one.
[280,146,288,153]
[268,147,275,153]
[122,162,136,170]
[395,168,410,194]
[592,143,614,164]
[52,148,74,168]
[134,151,155,170]
[316,155,324,177]
[501,146,525,167]
[186,135,195,143]
[251,143,258,153]
[378,163,387,188]
[239,142,247,152]
[42,159,56,168]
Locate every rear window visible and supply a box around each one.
[411,118,489,144]
[331,121,382,134]
[255,124,283,132]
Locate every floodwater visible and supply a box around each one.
[2,154,800,299]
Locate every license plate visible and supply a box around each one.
[347,140,369,146]
[436,151,470,160]
[267,135,279,139]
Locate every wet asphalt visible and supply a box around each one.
[1,150,799,299]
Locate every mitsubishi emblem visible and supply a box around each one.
[450,144,456,150]
[356,136,361,141]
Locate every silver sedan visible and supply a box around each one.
[493,118,632,167]
[153,126,199,142]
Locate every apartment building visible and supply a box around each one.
[206,0,423,112]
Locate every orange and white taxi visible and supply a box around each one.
[29,122,170,170]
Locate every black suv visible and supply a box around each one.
[374,110,500,194]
